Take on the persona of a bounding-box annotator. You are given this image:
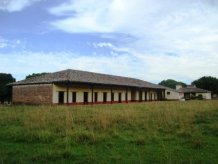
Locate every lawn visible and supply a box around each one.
[0,101,218,163]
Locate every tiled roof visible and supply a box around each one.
[162,85,211,93]
[10,69,165,89]
[177,87,211,93]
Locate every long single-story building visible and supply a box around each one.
[9,69,166,105]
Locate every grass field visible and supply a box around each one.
[0,101,218,163]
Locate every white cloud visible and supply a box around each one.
[0,42,7,48]
[93,42,130,54]
[1,49,218,83]
[0,0,42,12]
[0,37,21,49]
[93,42,114,49]
[48,0,218,53]
[0,51,142,81]
[49,0,147,33]
[1,0,218,83]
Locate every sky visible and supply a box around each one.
[0,0,218,84]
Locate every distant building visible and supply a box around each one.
[9,69,165,105]
[165,84,211,100]
[164,87,180,100]
[176,85,211,100]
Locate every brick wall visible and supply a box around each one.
[12,84,53,105]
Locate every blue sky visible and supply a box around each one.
[1,0,218,83]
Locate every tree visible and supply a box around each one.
[158,79,186,89]
[192,76,218,95]
[25,72,49,79]
[0,73,16,103]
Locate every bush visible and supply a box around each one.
[197,94,203,100]
[190,94,203,100]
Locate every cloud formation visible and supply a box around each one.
[1,45,218,83]
[0,37,21,49]
[48,0,218,51]
[0,51,140,81]
[1,0,218,84]
[0,0,41,12]
[47,0,218,83]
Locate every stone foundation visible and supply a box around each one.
[12,84,52,105]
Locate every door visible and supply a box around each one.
[144,91,147,101]
[84,92,88,104]
[103,92,107,103]
[72,92,76,103]
[111,92,114,102]
[184,93,190,100]
[58,91,64,104]
[139,91,142,102]
[94,92,98,102]
[118,93,122,103]
[149,93,152,101]
[131,90,136,101]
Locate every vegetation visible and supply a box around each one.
[0,73,15,103]
[158,79,186,89]
[0,101,218,163]
[192,76,218,95]
[26,72,49,79]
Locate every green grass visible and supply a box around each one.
[0,101,218,163]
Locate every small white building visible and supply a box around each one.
[164,85,211,100]
[164,87,180,100]
[176,85,211,100]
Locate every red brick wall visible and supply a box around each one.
[12,84,52,105]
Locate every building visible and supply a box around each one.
[9,69,165,105]
[165,85,211,100]
[164,87,180,100]
[176,85,211,100]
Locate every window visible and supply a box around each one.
[167,92,170,95]
[72,92,76,103]
[103,92,107,103]
[94,92,98,102]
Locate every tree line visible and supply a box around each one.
[159,76,218,96]
[0,72,218,103]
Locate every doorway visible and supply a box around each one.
[144,91,147,101]
[131,90,136,101]
[72,92,76,103]
[139,91,143,102]
[58,91,64,104]
[84,92,88,104]
[103,92,107,103]
[118,93,122,103]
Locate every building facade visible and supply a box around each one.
[165,85,211,100]
[165,87,180,100]
[10,69,165,105]
[176,85,211,100]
